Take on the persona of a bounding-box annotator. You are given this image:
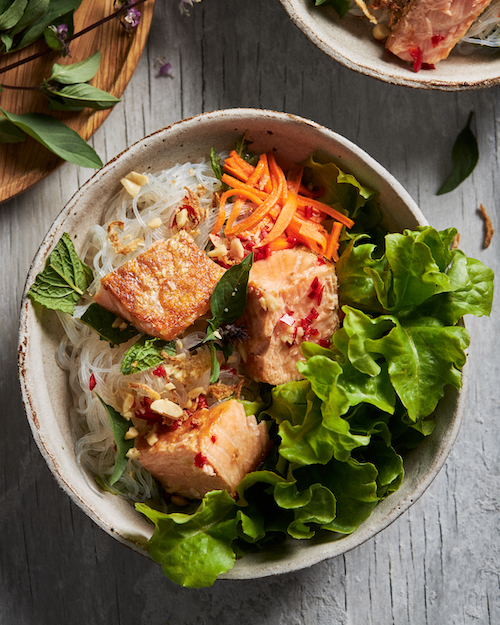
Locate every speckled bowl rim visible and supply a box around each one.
[18,108,466,581]
[279,0,500,91]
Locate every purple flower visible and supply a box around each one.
[124,7,141,28]
[158,61,173,78]
[49,23,70,56]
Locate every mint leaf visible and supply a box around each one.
[210,145,223,181]
[95,393,134,485]
[437,112,478,195]
[120,336,176,375]
[0,108,103,168]
[28,232,93,314]
[80,302,138,346]
[137,490,240,588]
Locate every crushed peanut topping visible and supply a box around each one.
[107,221,144,255]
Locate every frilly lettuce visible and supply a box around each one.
[137,217,494,587]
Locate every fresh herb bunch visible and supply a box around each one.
[0,0,83,54]
[0,0,145,168]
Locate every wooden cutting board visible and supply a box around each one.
[0,0,155,204]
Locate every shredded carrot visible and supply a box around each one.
[296,196,354,229]
[325,221,343,262]
[258,165,304,247]
[228,150,254,176]
[221,174,268,201]
[223,159,252,182]
[246,154,268,188]
[224,196,246,234]
[214,149,354,259]
[267,235,296,252]
[227,154,283,236]
[212,187,263,235]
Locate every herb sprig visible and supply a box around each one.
[202,253,253,383]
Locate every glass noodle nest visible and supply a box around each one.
[56,158,231,501]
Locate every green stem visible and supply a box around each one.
[0,0,148,77]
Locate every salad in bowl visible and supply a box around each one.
[18,109,494,587]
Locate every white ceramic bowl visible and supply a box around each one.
[279,0,500,91]
[18,108,467,580]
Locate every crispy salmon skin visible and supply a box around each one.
[94,230,225,341]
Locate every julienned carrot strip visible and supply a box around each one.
[224,197,246,234]
[267,235,296,252]
[223,160,252,182]
[228,154,283,236]
[228,150,254,176]
[325,221,343,262]
[258,165,304,247]
[221,174,268,201]
[212,187,262,235]
[246,154,268,187]
[297,196,354,229]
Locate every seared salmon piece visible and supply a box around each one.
[239,247,339,386]
[94,231,225,341]
[386,0,493,66]
[136,399,269,499]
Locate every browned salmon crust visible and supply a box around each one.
[386,0,493,64]
[239,247,339,386]
[94,231,225,341]
[136,399,270,499]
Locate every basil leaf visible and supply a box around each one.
[80,302,139,346]
[437,112,478,195]
[315,0,351,19]
[27,232,93,314]
[0,0,28,30]
[121,336,176,375]
[0,116,24,143]
[16,0,81,50]
[205,253,253,338]
[210,145,223,181]
[9,0,49,36]
[0,108,103,168]
[95,393,134,485]
[46,83,121,111]
[49,50,101,84]
[208,341,220,384]
[0,31,12,51]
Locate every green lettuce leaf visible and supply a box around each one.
[136,491,240,588]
